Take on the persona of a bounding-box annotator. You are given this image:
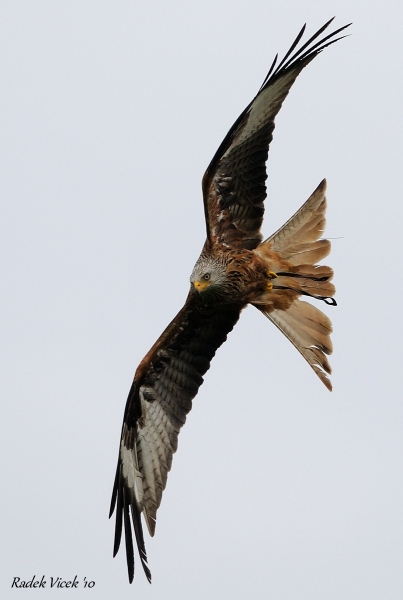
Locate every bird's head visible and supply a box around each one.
[190,255,227,298]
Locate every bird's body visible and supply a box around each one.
[110,19,349,583]
[191,247,268,305]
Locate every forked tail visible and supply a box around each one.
[253,180,335,390]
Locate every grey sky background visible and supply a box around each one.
[1,1,402,598]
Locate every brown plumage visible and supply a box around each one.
[110,18,350,583]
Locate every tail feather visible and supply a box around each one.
[273,273,335,300]
[252,178,335,390]
[256,300,333,390]
[263,178,330,265]
[280,239,330,265]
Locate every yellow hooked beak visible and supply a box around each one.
[193,280,210,292]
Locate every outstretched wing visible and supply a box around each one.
[110,293,242,582]
[202,18,350,250]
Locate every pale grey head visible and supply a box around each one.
[190,254,227,298]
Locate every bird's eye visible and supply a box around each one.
[202,273,210,281]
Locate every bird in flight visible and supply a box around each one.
[110,18,350,583]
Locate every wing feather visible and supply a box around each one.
[202,21,350,250]
[110,295,242,582]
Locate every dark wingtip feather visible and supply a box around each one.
[112,476,124,557]
[140,553,152,584]
[294,32,350,67]
[109,461,120,519]
[263,19,351,89]
[275,23,306,72]
[131,504,152,583]
[259,53,278,91]
[111,461,152,583]
[123,489,135,583]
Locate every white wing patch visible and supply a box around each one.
[229,69,303,151]
[121,435,144,510]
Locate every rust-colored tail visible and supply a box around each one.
[252,180,335,390]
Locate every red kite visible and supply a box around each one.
[110,18,350,582]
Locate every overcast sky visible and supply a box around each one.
[1,1,403,599]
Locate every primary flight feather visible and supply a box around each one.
[110,18,350,583]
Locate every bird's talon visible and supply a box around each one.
[266,270,277,279]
